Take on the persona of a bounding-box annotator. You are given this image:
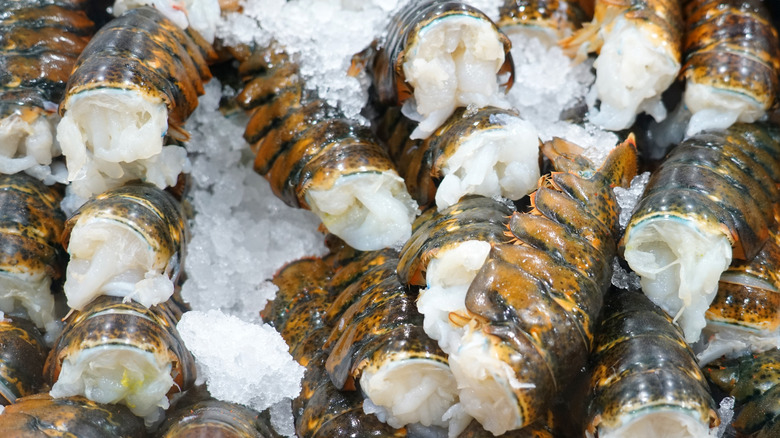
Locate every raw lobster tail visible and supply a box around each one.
[236,45,417,251]
[0,0,93,110]
[323,250,457,431]
[561,0,683,130]
[446,136,637,434]
[0,316,49,405]
[621,122,780,343]
[371,0,514,139]
[704,348,780,436]
[61,182,188,310]
[379,106,540,210]
[44,295,196,423]
[0,0,94,181]
[498,0,588,43]
[265,251,409,437]
[56,6,216,198]
[0,393,145,437]
[0,173,66,332]
[698,227,780,364]
[585,288,719,438]
[681,0,780,136]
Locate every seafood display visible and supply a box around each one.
[621,122,780,343]
[60,182,187,310]
[379,106,540,210]
[0,393,146,437]
[585,288,718,437]
[704,348,780,436]
[0,0,94,183]
[0,173,66,333]
[370,0,514,139]
[562,0,683,130]
[236,44,417,251]
[56,6,216,199]
[681,0,780,136]
[44,295,196,423]
[3,0,780,436]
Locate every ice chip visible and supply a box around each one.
[614,171,650,230]
[177,310,305,413]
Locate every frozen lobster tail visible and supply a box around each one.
[0,0,94,183]
[698,227,780,365]
[323,250,458,432]
[497,0,588,45]
[0,316,49,405]
[621,123,780,344]
[585,287,719,438]
[681,0,780,137]
[44,295,196,424]
[561,0,683,130]
[397,195,515,355]
[264,252,409,437]
[57,6,216,199]
[371,0,514,139]
[156,385,283,438]
[447,136,637,434]
[704,348,780,436]
[380,106,540,210]
[236,45,417,251]
[61,182,187,310]
[0,173,67,332]
[0,393,146,437]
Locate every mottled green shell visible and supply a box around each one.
[498,0,587,35]
[586,288,718,435]
[704,348,780,435]
[44,295,196,399]
[0,393,145,437]
[0,172,66,282]
[236,45,402,211]
[622,123,780,261]
[707,229,780,332]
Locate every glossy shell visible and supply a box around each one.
[497,0,587,36]
[0,172,66,283]
[0,393,145,437]
[0,316,48,405]
[372,0,514,106]
[62,182,188,286]
[0,0,94,117]
[682,0,780,111]
[59,6,216,139]
[461,137,637,428]
[622,123,780,262]
[43,295,196,400]
[704,348,780,436]
[397,195,515,287]
[585,288,718,436]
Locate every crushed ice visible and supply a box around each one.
[177,310,305,415]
